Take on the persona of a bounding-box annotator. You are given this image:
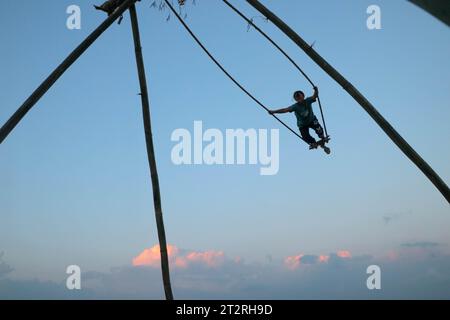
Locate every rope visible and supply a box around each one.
[163,0,308,144]
[222,0,329,138]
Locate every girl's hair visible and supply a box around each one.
[293,90,305,99]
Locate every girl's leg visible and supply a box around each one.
[311,117,325,140]
[310,118,331,154]
[299,127,316,144]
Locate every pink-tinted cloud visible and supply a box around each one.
[186,251,225,267]
[132,244,179,267]
[337,250,352,258]
[174,257,188,269]
[285,250,352,270]
[133,245,226,269]
[284,255,303,270]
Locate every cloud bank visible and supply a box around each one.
[1,243,450,299]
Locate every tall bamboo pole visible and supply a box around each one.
[129,4,174,300]
[409,0,450,26]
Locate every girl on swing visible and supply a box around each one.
[268,86,330,154]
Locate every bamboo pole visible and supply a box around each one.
[129,4,174,300]
[409,0,450,26]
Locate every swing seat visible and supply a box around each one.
[309,136,331,155]
[309,135,330,149]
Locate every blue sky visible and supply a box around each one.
[0,0,449,299]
